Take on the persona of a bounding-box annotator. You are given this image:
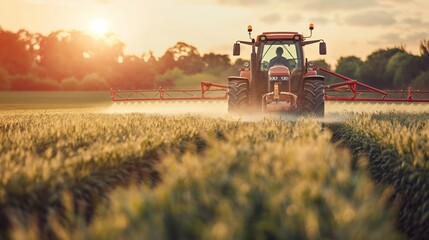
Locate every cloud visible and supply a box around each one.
[378,0,415,5]
[308,16,329,25]
[402,17,425,26]
[304,0,378,10]
[369,31,428,46]
[406,32,428,42]
[177,0,293,7]
[369,32,401,45]
[24,0,68,4]
[403,18,423,25]
[24,0,110,5]
[345,10,396,26]
[285,14,303,24]
[216,0,270,6]
[260,13,281,24]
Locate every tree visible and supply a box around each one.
[412,70,429,89]
[335,56,363,81]
[200,53,234,78]
[164,42,205,74]
[113,55,156,89]
[0,67,11,90]
[360,47,405,89]
[203,53,231,72]
[157,51,175,74]
[155,67,184,87]
[231,58,248,69]
[0,29,34,75]
[384,52,421,89]
[38,30,124,81]
[419,39,429,69]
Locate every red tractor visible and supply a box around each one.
[228,24,326,116]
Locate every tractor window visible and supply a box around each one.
[260,41,301,72]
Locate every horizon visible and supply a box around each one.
[1,0,428,67]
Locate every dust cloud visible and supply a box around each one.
[101,100,429,123]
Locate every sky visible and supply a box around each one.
[1,0,428,67]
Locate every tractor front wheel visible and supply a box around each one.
[228,79,249,113]
[301,80,324,116]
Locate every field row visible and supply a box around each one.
[0,114,239,239]
[329,113,429,239]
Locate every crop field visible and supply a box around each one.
[0,93,428,240]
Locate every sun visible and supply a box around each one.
[90,18,109,36]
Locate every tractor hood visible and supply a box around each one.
[268,65,290,81]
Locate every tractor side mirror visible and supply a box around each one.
[233,43,241,56]
[319,42,327,55]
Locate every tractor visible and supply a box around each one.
[228,24,326,116]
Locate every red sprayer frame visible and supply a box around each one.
[311,65,429,103]
[110,67,429,103]
[110,81,228,102]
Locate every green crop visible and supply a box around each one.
[329,113,429,239]
[0,113,239,239]
[2,111,426,239]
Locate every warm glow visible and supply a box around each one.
[90,18,109,36]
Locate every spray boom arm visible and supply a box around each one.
[309,64,429,102]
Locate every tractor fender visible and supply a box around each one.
[239,69,251,81]
[303,74,325,81]
[228,76,249,85]
[304,70,324,81]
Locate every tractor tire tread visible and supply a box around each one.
[228,79,249,113]
[301,80,325,116]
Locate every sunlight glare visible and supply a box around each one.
[90,18,109,36]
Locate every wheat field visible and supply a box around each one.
[0,93,428,239]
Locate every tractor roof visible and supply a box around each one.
[257,32,303,43]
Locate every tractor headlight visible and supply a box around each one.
[269,76,278,81]
[280,76,289,81]
[307,61,315,71]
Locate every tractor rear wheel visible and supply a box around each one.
[228,79,249,113]
[301,80,324,116]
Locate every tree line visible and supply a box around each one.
[0,27,428,91]
[0,28,242,91]
[333,41,429,89]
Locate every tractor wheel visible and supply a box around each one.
[301,80,324,116]
[228,79,249,113]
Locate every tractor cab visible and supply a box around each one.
[258,38,304,97]
[258,39,302,112]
